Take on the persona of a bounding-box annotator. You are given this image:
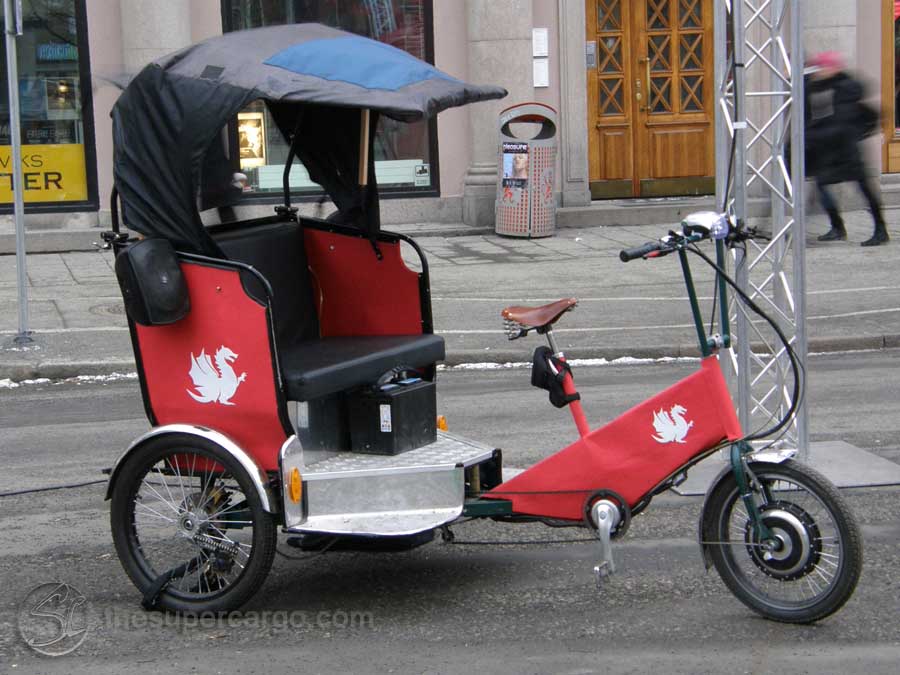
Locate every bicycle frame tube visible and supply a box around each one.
[677,237,732,355]
[561,367,590,438]
[678,248,711,357]
[715,239,732,349]
[546,329,591,438]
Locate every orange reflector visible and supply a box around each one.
[289,467,303,504]
[437,415,448,431]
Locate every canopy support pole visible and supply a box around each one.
[358,109,370,186]
[358,108,381,260]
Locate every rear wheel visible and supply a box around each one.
[110,433,277,613]
[703,460,862,623]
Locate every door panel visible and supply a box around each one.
[587,0,636,198]
[647,126,709,178]
[588,0,714,198]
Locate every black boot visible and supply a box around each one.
[861,213,889,247]
[817,210,846,241]
[860,181,890,246]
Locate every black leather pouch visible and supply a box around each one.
[531,345,580,409]
[114,238,190,326]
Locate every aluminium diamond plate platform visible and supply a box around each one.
[303,431,495,478]
[287,431,497,537]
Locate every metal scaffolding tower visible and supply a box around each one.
[364,0,397,39]
[715,0,808,457]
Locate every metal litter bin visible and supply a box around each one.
[495,103,558,238]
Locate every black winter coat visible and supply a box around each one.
[805,72,867,185]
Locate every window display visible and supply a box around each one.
[223,0,436,196]
[0,0,93,207]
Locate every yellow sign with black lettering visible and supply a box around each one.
[0,144,88,203]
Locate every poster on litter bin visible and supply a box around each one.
[502,142,529,189]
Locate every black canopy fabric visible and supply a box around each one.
[112,23,507,256]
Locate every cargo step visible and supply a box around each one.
[286,431,496,536]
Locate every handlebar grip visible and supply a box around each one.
[619,241,661,262]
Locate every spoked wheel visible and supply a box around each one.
[703,460,862,623]
[110,433,277,613]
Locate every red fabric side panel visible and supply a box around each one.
[702,356,743,441]
[486,356,741,520]
[304,228,422,336]
[134,262,287,471]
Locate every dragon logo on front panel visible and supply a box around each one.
[652,404,694,444]
[187,345,247,405]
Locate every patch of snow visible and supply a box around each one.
[69,372,138,384]
[438,362,530,371]
[20,378,51,385]
[0,371,139,389]
[439,355,698,371]
[5,344,42,352]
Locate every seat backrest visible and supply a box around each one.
[214,222,319,348]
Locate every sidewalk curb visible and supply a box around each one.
[0,359,136,382]
[3,334,898,383]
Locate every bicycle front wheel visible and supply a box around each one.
[702,460,862,623]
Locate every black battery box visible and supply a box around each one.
[348,379,437,455]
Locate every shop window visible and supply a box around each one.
[0,0,96,211]
[222,0,437,198]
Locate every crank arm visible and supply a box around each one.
[590,500,621,588]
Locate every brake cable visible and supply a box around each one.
[686,242,804,442]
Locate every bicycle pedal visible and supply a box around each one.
[594,562,614,589]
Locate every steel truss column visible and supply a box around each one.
[716,0,808,458]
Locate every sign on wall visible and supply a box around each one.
[0,143,88,202]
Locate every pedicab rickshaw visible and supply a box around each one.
[103,23,861,623]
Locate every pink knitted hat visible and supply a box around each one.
[809,51,844,70]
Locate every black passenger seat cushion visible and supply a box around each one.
[280,334,445,401]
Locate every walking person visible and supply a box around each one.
[805,51,888,246]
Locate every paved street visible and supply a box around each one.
[1,352,899,673]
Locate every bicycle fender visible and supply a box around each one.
[105,424,279,514]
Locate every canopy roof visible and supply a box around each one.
[112,23,507,255]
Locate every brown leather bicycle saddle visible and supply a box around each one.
[501,298,578,330]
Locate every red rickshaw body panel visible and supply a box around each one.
[486,356,742,520]
[304,228,423,336]
[133,261,289,472]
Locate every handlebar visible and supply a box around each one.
[618,228,714,263]
[619,241,665,262]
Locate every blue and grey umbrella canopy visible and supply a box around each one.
[113,23,507,255]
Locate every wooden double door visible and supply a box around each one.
[587,0,715,199]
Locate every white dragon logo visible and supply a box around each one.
[651,404,694,444]
[187,346,247,405]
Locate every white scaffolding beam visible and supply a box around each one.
[716,0,808,458]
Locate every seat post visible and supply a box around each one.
[546,329,561,357]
